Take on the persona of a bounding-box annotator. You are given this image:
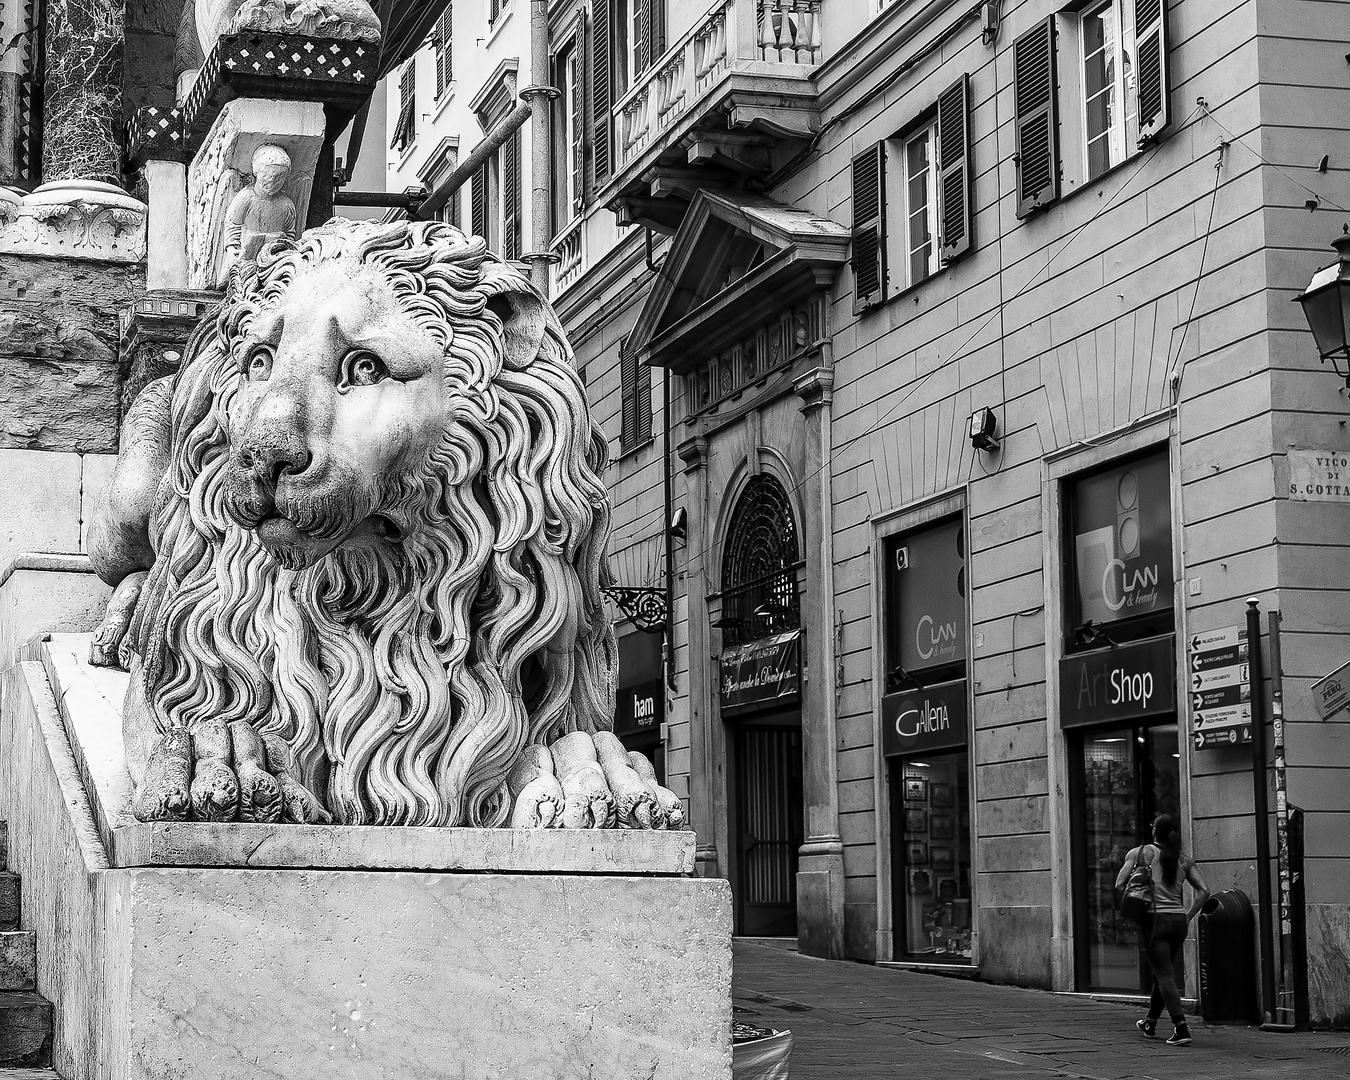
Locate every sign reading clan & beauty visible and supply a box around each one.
[720,630,802,716]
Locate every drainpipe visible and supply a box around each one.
[519,0,559,295]
[414,102,532,222]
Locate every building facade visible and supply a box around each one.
[384,0,1350,1027]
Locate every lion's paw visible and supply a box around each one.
[130,722,330,825]
[89,571,147,669]
[537,731,684,830]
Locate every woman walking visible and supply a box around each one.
[1116,814,1211,1046]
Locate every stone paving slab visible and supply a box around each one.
[733,941,1350,1079]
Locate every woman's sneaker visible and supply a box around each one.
[1136,1019,1157,1038]
[1166,1024,1192,1046]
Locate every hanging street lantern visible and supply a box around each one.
[1294,225,1350,386]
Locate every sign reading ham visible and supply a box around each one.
[881,678,968,756]
[720,630,802,716]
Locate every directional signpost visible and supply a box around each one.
[1188,624,1252,749]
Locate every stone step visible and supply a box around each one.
[0,993,50,1068]
[0,875,16,933]
[0,936,34,992]
[0,1070,61,1078]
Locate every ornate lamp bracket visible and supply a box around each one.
[604,585,668,634]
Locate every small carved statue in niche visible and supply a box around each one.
[219,144,297,288]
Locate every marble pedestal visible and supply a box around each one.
[0,635,733,1080]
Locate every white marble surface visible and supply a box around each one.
[43,634,697,874]
[1,659,733,1080]
[0,181,147,264]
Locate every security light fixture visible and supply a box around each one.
[968,406,1000,452]
[1294,225,1350,386]
[888,664,925,693]
[668,506,687,542]
[1074,619,1118,649]
[980,0,1003,45]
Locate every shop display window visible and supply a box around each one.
[891,749,972,961]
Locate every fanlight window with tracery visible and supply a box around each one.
[719,475,800,647]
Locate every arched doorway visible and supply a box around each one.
[719,474,804,937]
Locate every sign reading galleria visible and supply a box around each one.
[881,678,968,756]
[720,630,802,716]
[1059,634,1177,728]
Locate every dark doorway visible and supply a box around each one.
[1069,721,1182,992]
[727,714,803,937]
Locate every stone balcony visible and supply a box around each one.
[604,0,822,232]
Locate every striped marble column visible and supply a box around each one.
[41,0,124,184]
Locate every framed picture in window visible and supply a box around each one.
[908,868,933,895]
[930,782,953,808]
[930,847,954,872]
[936,877,958,901]
[904,777,928,803]
[905,808,927,834]
[930,814,953,840]
[906,841,928,866]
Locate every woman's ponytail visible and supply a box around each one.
[1153,813,1181,886]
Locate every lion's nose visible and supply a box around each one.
[236,431,312,489]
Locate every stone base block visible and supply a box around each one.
[0,647,733,1080]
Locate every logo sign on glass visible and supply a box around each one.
[886,519,966,685]
[1071,453,1173,628]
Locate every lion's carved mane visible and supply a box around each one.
[124,220,617,827]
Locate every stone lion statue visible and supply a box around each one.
[87,219,630,829]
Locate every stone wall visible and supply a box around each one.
[0,255,143,453]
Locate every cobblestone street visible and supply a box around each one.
[733,942,1350,1079]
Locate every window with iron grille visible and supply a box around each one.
[434,5,453,99]
[391,61,417,153]
[719,475,800,647]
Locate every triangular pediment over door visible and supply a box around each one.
[627,190,850,376]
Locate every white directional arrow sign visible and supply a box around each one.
[1191,665,1243,691]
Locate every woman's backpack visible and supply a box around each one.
[1117,845,1157,924]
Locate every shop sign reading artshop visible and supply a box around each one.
[1059,634,1177,728]
[720,630,802,716]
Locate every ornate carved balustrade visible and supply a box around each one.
[550,217,584,294]
[612,0,822,178]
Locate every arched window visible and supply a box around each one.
[719,474,800,646]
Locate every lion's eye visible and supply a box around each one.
[343,350,389,387]
[246,344,274,381]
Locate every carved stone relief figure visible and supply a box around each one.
[195,0,379,52]
[220,143,297,287]
[86,219,665,831]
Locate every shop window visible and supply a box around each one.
[890,750,972,961]
[881,514,971,963]
[1064,449,1174,651]
[1070,722,1181,992]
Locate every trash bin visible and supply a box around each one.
[1197,888,1259,1023]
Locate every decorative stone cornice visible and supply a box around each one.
[677,435,708,474]
[794,363,834,414]
[0,180,147,264]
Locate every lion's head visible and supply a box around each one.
[127,219,617,827]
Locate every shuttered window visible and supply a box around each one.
[570,26,585,213]
[390,61,416,153]
[851,143,886,312]
[634,0,665,75]
[1134,0,1170,144]
[620,346,652,453]
[936,73,972,262]
[433,5,453,99]
[590,0,613,187]
[502,129,521,261]
[471,163,488,240]
[1013,16,1058,217]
